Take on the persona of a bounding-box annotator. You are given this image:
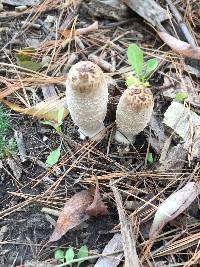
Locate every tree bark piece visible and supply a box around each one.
[123,0,168,28]
[85,0,129,21]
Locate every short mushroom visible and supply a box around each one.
[66,61,108,139]
[115,84,154,144]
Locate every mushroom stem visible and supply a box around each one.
[115,130,136,145]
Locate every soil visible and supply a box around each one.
[0,1,200,267]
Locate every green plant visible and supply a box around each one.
[147,151,154,165]
[41,106,65,132]
[127,44,158,87]
[16,47,43,71]
[174,91,188,102]
[0,105,17,158]
[46,145,61,167]
[54,245,89,266]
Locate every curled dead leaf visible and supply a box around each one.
[49,180,108,242]
[49,190,93,242]
[86,180,109,216]
[149,182,200,239]
[158,31,200,59]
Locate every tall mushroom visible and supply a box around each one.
[66,61,108,139]
[115,84,154,144]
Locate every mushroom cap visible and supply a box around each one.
[116,84,154,139]
[67,61,104,95]
[66,61,108,139]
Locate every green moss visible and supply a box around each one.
[0,105,17,158]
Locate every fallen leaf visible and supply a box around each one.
[2,97,69,122]
[16,60,42,72]
[49,190,94,242]
[16,48,43,71]
[86,179,109,216]
[49,180,109,242]
[94,234,123,267]
[158,31,200,59]
[149,182,200,239]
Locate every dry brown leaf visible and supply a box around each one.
[49,181,109,242]
[86,180,109,216]
[158,31,200,59]
[2,97,69,122]
[149,182,200,239]
[49,190,94,242]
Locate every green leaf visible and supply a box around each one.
[41,120,55,128]
[46,146,61,167]
[16,48,36,61]
[145,58,158,77]
[41,120,62,132]
[127,44,144,78]
[175,92,188,102]
[65,247,74,266]
[57,107,65,125]
[17,60,42,71]
[147,152,154,165]
[54,249,65,263]
[126,76,140,87]
[16,51,42,72]
[77,245,89,267]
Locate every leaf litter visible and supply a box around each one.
[0,0,200,266]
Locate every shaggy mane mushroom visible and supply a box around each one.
[115,84,154,144]
[66,61,108,139]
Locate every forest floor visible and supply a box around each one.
[0,1,200,267]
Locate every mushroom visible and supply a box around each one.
[66,61,108,139]
[115,84,154,144]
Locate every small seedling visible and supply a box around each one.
[41,106,65,132]
[127,44,158,87]
[76,245,88,267]
[147,151,154,165]
[174,91,188,102]
[46,145,61,167]
[55,249,65,263]
[65,247,74,267]
[54,245,89,266]
[0,105,17,158]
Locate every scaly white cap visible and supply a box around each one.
[115,85,154,144]
[66,61,108,139]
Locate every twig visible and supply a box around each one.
[166,0,196,46]
[88,54,115,73]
